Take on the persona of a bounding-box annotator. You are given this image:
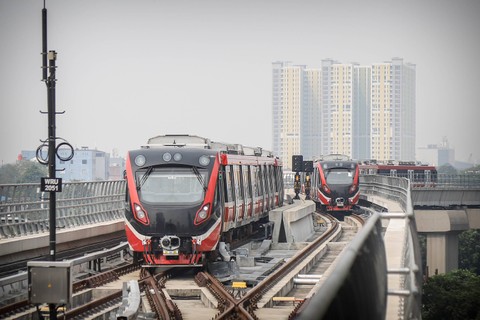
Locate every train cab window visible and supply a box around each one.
[390,169,397,177]
[136,167,207,204]
[325,169,354,185]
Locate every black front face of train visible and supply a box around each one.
[321,162,357,207]
[125,148,221,255]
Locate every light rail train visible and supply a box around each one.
[311,154,360,216]
[124,135,283,267]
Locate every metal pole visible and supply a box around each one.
[43,3,58,319]
[47,50,57,262]
[47,50,58,320]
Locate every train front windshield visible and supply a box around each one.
[136,167,208,204]
[325,169,353,185]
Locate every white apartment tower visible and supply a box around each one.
[272,62,305,169]
[272,58,415,166]
[371,58,416,161]
[321,59,355,157]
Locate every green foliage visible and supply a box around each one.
[422,269,480,320]
[459,229,480,275]
[0,161,47,184]
[437,163,458,174]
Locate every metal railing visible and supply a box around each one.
[0,180,125,238]
[361,175,423,320]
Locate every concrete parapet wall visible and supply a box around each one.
[412,189,480,207]
[269,200,316,244]
[0,220,125,263]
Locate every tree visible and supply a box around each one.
[422,269,480,320]
[0,161,47,184]
[0,163,19,184]
[437,163,458,175]
[459,229,480,275]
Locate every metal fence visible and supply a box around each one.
[0,180,125,238]
[360,175,423,320]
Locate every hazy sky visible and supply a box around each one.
[1,0,479,165]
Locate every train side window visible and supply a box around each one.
[390,169,397,177]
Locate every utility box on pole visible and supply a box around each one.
[28,261,73,306]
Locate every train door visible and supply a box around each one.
[251,166,259,216]
[275,166,284,206]
[312,164,318,202]
[257,166,266,213]
[268,165,275,209]
[243,165,253,219]
[407,169,414,183]
[424,170,432,185]
[233,165,244,224]
[263,165,271,211]
[224,165,235,230]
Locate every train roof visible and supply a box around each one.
[144,134,274,157]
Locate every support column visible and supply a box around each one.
[415,210,469,277]
[425,232,460,276]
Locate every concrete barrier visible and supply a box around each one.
[269,200,316,244]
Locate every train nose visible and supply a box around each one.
[335,198,345,207]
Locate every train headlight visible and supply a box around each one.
[194,203,210,225]
[173,153,182,161]
[199,155,210,166]
[135,155,146,167]
[133,203,149,225]
[163,153,172,162]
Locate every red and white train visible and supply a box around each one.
[124,135,283,266]
[359,160,437,186]
[311,154,360,214]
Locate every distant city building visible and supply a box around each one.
[272,62,305,169]
[21,147,125,182]
[272,57,416,169]
[417,137,455,166]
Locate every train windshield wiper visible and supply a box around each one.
[137,167,153,190]
[192,167,207,192]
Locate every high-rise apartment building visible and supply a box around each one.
[272,58,415,169]
[371,58,416,161]
[321,60,355,157]
[272,62,305,169]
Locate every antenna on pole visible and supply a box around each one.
[42,0,47,82]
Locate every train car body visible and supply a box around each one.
[311,154,360,214]
[359,160,437,186]
[124,135,283,267]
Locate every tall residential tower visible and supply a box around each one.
[272,58,416,169]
